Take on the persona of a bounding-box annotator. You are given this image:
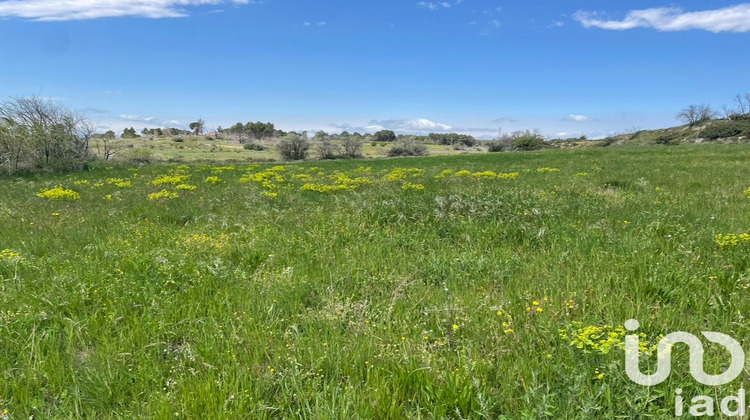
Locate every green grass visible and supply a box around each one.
[2,144,750,418]
[91,136,485,164]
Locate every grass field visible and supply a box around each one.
[97,136,487,164]
[2,144,750,418]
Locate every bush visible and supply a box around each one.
[387,139,428,157]
[654,132,681,145]
[512,137,545,151]
[487,141,505,152]
[316,140,341,160]
[243,142,266,151]
[701,121,750,140]
[172,137,184,143]
[277,133,310,161]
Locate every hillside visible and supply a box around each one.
[593,117,750,147]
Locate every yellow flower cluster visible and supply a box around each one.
[745,188,750,200]
[401,182,425,191]
[496,308,514,334]
[559,322,627,355]
[175,184,197,191]
[453,170,472,177]
[300,183,352,193]
[106,178,132,188]
[559,322,662,355]
[74,179,90,185]
[0,249,21,261]
[239,170,285,187]
[434,169,454,179]
[152,175,190,186]
[148,189,179,200]
[574,172,589,177]
[715,233,750,247]
[182,233,229,249]
[205,176,222,184]
[383,168,423,182]
[37,186,81,200]
[525,297,548,314]
[536,167,561,173]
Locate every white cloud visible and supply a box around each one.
[0,0,254,21]
[369,118,454,132]
[574,4,750,33]
[119,114,157,123]
[567,114,590,122]
[417,1,462,11]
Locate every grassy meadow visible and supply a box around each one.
[2,144,750,418]
[96,135,488,164]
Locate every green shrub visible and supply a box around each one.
[654,132,681,145]
[701,121,750,140]
[487,141,505,152]
[277,133,310,161]
[243,142,266,151]
[512,137,545,151]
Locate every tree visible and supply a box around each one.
[374,129,397,142]
[677,104,716,126]
[121,127,138,138]
[189,119,205,136]
[340,134,363,158]
[316,139,340,160]
[0,117,32,173]
[0,95,90,171]
[246,121,275,140]
[277,133,310,161]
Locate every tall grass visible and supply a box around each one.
[1,144,750,418]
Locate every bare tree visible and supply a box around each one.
[0,95,90,171]
[735,93,750,116]
[676,104,716,126]
[341,134,364,158]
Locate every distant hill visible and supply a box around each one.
[591,117,750,147]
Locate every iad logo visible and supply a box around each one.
[624,319,746,417]
[624,319,744,386]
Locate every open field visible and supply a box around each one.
[96,136,488,164]
[2,144,750,418]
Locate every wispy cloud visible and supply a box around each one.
[492,117,519,123]
[417,1,462,11]
[567,114,591,122]
[574,4,750,33]
[369,118,453,132]
[303,20,327,27]
[119,114,157,123]
[0,0,254,21]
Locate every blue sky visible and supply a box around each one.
[1,1,749,139]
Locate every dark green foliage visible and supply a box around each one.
[512,136,544,151]
[701,120,750,140]
[487,141,504,152]
[654,132,681,145]
[428,133,477,147]
[121,127,139,139]
[243,142,267,151]
[374,130,397,142]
